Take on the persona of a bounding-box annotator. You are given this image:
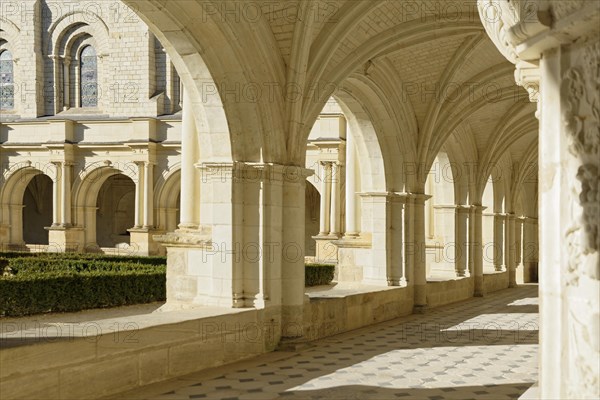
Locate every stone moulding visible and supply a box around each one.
[153,226,212,248]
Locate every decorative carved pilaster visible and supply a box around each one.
[561,40,600,282]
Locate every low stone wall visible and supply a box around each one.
[0,308,279,400]
[426,278,474,308]
[303,286,414,341]
[484,271,509,294]
[2,280,486,399]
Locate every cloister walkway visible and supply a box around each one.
[109,285,538,400]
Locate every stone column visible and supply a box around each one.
[413,194,430,312]
[404,195,415,286]
[472,205,484,297]
[52,56,62,114]
[63,58,70,110]
[319,161,331,235]
[389,195,405,286]
[281,166,313,339]
[60,162,72,227]
[134,162,144,229]
[493,213,505,271]
[329,162,341,237]
[143,162,154,229]
[345,128,359,237]
[178,90,200,230]
[51,163,60,226]
[507,213,517,287]
[455,206,469,277]
[467,205,475,276]
[515,216,524,283]
[48,161,84,252]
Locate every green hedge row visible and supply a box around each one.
[3,257,164,275]
[0,270,166,317]
[0,251,166,266]
[0,255,166,317]
[0,252,333,316]
[305,263,335,287]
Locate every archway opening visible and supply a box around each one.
[22,174,53,245]
[482,177,496,273]
[305,182,321,258]
[425,152,456,279]
[96,174,135,248]
[305,97,349,261]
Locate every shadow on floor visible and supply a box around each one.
[108,285,539,400]
[271,382,537,399]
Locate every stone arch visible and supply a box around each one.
[23,174,54,246]
[72,163,139,249]
[155,166,181,234]
[333,89,391,193]
[96,174,136,249]
[299,21,483,164]
[47,12,110,57]
[0,165,57,246]
[0,17,21,53]
[444,126,478,205]
[47,15,109,113]
[121,0,292,163]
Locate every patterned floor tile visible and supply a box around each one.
[119,285,539,400]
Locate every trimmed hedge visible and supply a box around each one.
[305,263,335,286]
[0,255,166,317]
[0,251,335,315]
[0,251,166,265]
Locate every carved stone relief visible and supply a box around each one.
[561,39,600,281]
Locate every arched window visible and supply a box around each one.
[80,46,98,107]
[0,50,14,110]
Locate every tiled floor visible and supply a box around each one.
[112,285,539,400]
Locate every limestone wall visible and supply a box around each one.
[0,308,279,400]
[483,271,509,294]
[0,0,180,119]
[426,278,474,308]
[303,287,413,342]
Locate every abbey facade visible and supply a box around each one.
[0,2,350,258]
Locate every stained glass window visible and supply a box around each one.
[0,50,14,110]
[80,46,98,108]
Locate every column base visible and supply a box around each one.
[128,228,163,256]
[281,303,305,339]
[47,226,84,252]
[413,304,429,314]
[154,227,244,309]
[276,337,314,352]
[331,236,371,282]
[312,234,340,263]
[177,223,199,231]
[474,276,485,297]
